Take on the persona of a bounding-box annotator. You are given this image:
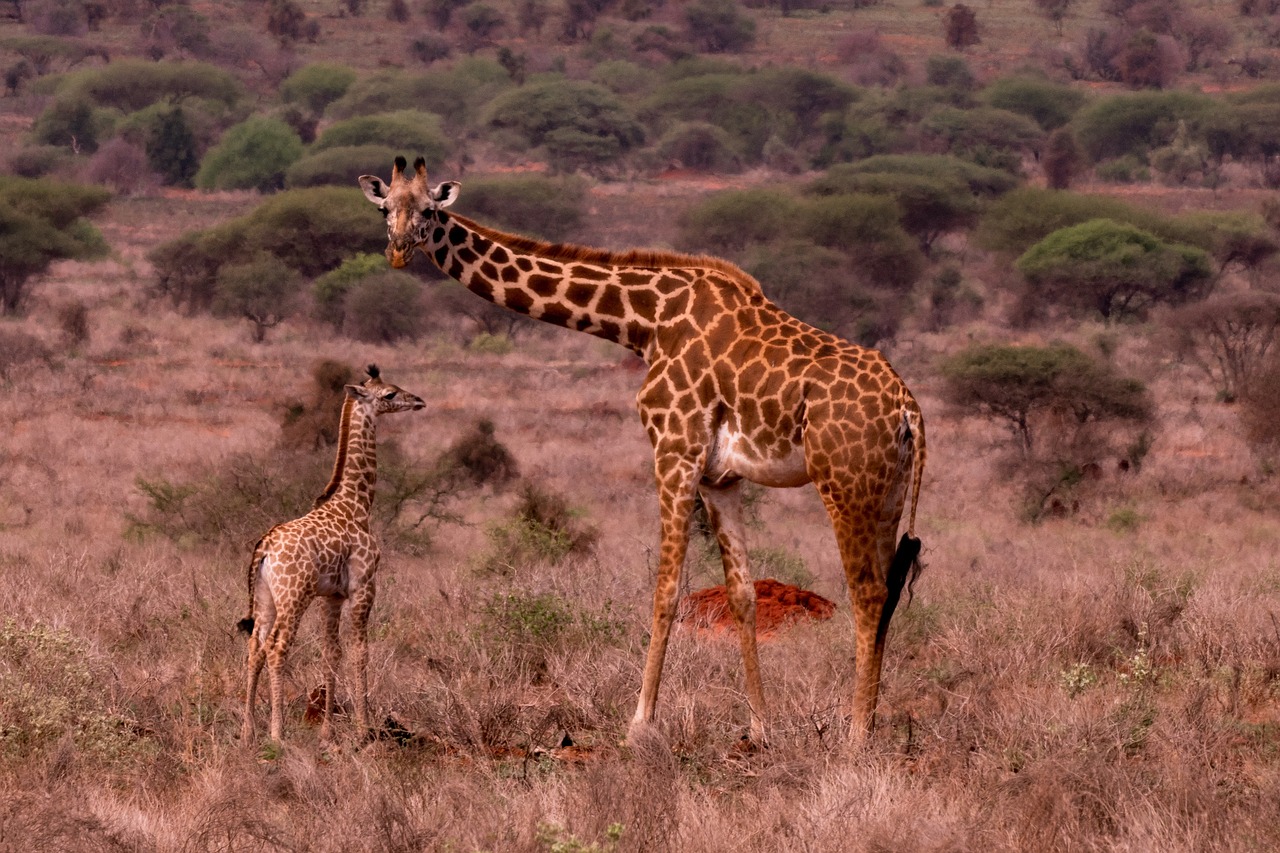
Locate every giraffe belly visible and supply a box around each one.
[705,424,811,489]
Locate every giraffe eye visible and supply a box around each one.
[385,391,397,400]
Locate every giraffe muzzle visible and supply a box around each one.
[386,244,415,269]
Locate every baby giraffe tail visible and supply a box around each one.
[237,535,269,635]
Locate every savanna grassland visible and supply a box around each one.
[4,0,1280,850]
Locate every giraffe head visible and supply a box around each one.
[358,156,460,268]
[347,364,426,415]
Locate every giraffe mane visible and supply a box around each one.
[313,395,355,509]
[449,213,764,292]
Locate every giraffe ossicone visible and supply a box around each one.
[359,156,926,747]
[238,364,425,744]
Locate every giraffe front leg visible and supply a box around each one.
[699,481,768,746]
[320,597,343,743]
[629,455,700,743]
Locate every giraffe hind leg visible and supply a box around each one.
[698,481,768,746]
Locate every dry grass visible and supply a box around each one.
[4,234,1280,850]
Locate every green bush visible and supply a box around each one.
[982,75,1087,130]
[30,93,117,152]
[312,252,387,328]
[150,187,385,310]
[1071,91,1218,162]
[343,271,425,343]
[675,187,799,254]
[285,144,397,189]
[745,239,905,345]
[684,0,756,53]
[794,194,925,292]
[478,482,597,576]
[974,187,1186,256]
[655,121,743,172]
[940,343,1152,451]
[310,110,450,166]
[919,105,1043,170]
[0,176,110,314]
[834,153,1019,197]
[455,173,587,241]
[0,619,151,765]
[806,166,981,253]
[195,116,303,192]
[483,79,643,171]
[212,254,304,342]
[590,59,659,96]
[45,59,242,113]
[325,59,513,128]
[280,63,358,114]
[1015,218,1213,320]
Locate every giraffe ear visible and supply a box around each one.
[429,181,460,209]
[358,175,389,205]
[345,384,372,400]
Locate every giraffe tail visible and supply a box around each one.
[237,534,269,635]
[878,407,926,646]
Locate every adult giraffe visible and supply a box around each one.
[360,156,925,746]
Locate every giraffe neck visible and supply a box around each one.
[314,396,377,519]
[420,211,688,357]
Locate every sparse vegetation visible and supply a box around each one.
[5,1,1280,849]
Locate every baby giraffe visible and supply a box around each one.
[238,365,425,744]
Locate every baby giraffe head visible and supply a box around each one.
[347,364,426,415]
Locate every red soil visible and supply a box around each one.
[680,579,836,638]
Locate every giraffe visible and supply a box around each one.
[238,365,425,743]
[359,157,925,746]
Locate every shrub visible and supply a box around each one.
[920,106,1044,170]
[280,64,358,115]
[940,343,1152,451]
[85,137,156,196]
[42,59,243,114]
[310,111,450,168]
[806,166,981,254]
[925,54,976,91]
[654,122,743,173]
[974,187,1188,256]
[1168,292,1280,401]
[5,145,70,178]
[484,80,643,172]
[676,188,799,254]
[58,299,90,346]
[140,4,211,59]
[145,106,200,187]
[409,33,451,65]
[30,94,115,153]
[0,328,51,383]
[983,75,1087,131]
[312,252,387,329]
[795,194,926,292]
[343,271,425,343]
[1071,90,1216,162]
[212,254,304,342]
[746,239,904,345]
[150,187,385,311]
[944,3,980,49]
[285,144,403,189]
[194,117,303,192]
[1239,357,1280,452]
[455,173,587,242]
[836,153,1019,197]
[437,418,519,489]
[325,60,512,128]
[0,619,149,765]
[684,0,756,53]
[478,482,597,576]
[280,359,355,449]
[1172,211,1278,275]
[1015,218,1213,321]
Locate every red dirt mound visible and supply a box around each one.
[680,578,836,637]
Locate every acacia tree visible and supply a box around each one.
[1016,218,1213,321]
[0,177,110,315]
[940,343,1152,451]
[944,4,980,50]
[212,254,303,342]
